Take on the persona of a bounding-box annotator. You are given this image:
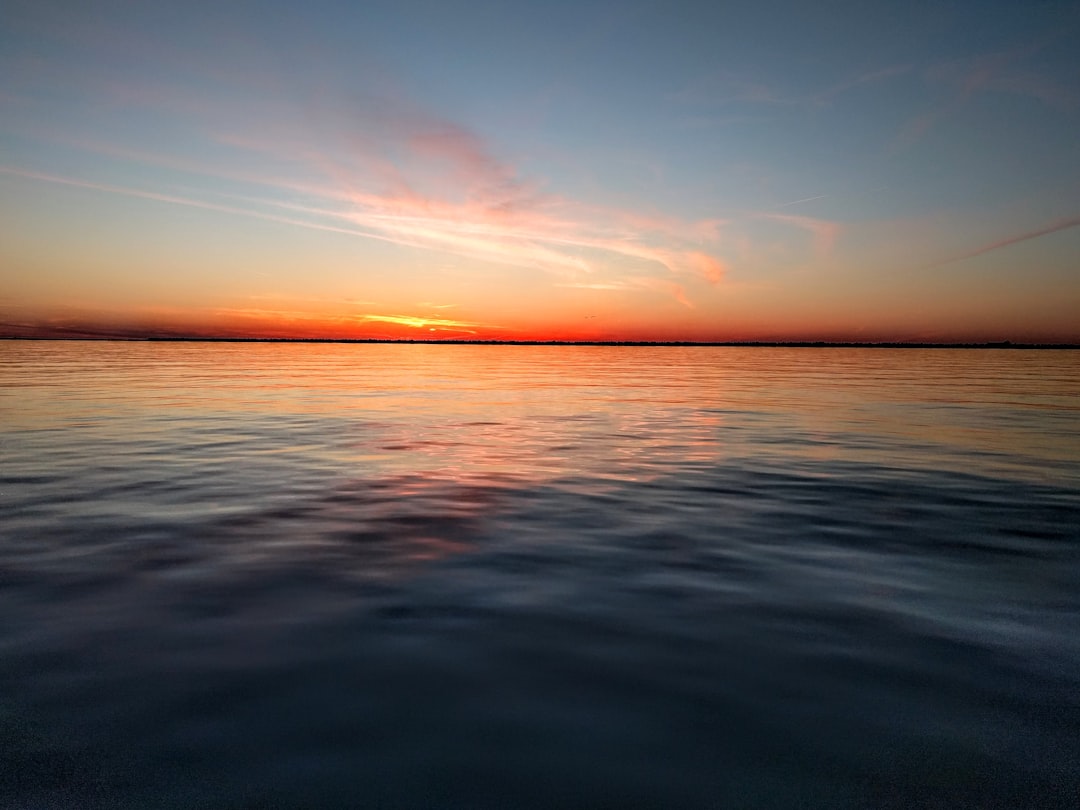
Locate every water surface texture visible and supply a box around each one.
[2,343,1079,808]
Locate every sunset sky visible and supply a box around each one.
[2,0,1079,341]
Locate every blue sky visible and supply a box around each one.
[2,0,1079,340]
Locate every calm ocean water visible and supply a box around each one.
[2,341,1079,808]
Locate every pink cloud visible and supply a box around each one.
[685,252,726,284]
[8,51,801,306]
[759,213,840,255]
[632,278,694,309]
[1,9,745,305]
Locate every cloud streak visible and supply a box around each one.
[2,131,734,304]
[929,215,1080,268]
[2,46,845,308]
[675,64,912,110]
[0,165,436,248]
[212,307,494,336]
[358,313,489,332]
[775,194,828,209]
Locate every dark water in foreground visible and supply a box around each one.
[2,342,1079,808]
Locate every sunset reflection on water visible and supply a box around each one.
[1,342,1079,808]
[6,341,1075,487]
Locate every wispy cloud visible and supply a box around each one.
[892,43,1071,149]
[213,307,494,336]
[811,65,913,103]
[6,108,734,292]
[758,213,840,254]
[928,215,1080,268]
[673,72,791,107]
[633,278,693,309]
[2,39,846,308]
[557,278,694,308]
[556,282,630,291]
[675,64,911,109]
[3,138,732,306]
[358,313,487,329]
[0,165,433,248]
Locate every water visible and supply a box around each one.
[2,342,1078,808]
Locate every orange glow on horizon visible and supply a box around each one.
[5,300,1077,344]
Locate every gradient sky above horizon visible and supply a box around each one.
[2,0,1079,341]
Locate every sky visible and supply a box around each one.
[2,0,1079,342]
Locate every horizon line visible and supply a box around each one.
[3,336,1078,349]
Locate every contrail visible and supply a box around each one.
[930,215,1080,268]
[776,194,828,209]
[0,165,405,245]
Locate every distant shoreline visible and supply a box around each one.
[3,336,1078,349]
